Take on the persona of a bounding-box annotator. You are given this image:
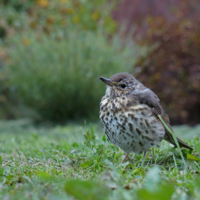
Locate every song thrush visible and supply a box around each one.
[99,73,193,164]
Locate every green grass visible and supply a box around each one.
[0,120,200,200]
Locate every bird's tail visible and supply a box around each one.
[164,135,194,150]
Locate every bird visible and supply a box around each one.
[99,72,193,164]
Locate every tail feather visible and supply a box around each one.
[164,135,194,150]
[176,137,194,150]
[150,99,194,151]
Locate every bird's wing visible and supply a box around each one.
[130,88,161,110]
[130,89,194,150]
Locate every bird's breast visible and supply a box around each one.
[100,95,165,154]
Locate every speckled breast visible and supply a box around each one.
[99,95,165,154]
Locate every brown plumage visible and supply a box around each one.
[131,88,193,150]
[99,72,193,164]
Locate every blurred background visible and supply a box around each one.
[0,0,200,125]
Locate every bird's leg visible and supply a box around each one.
[141,151,147,166]
[123,153,130,163]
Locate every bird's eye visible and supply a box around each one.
[120,84,126,89]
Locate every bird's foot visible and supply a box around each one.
[123,153,130,163]
[141,151,147,166]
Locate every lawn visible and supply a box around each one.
[0,119,200,200]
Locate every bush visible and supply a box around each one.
[4,30,136,121]
[134,1,200,125]
[0,0,117,39]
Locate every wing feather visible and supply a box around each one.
[130,89,194,150]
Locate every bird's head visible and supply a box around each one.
[99,73,143,98]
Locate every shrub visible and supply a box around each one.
[134,1,200,124]
[4,30,136,121]
[0,0,117,39]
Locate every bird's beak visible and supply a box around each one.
[99,77,115,86]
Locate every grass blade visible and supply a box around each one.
[158,115,187,169]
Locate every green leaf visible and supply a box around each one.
[137,183,175,200]
[132,168,146,175]
[37,172,51,180]
[65,179,110,200]
[80,161,93,169]
[187,154,200,161]
[145,166,161,190]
